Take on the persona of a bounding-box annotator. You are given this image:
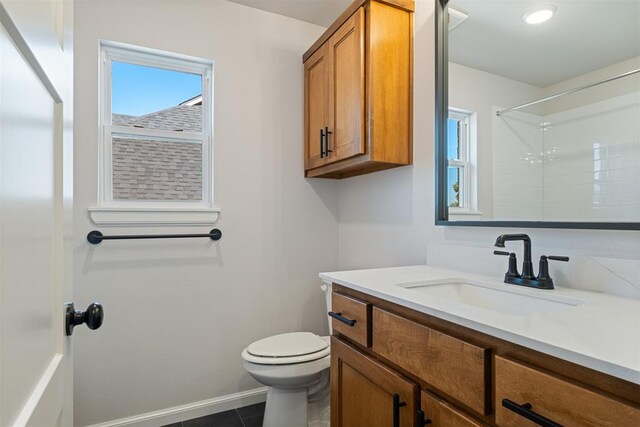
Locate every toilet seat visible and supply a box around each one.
[242,332,330,365]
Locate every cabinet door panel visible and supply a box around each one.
[331,337,417,427]
[327,7,365,163]
[422,391,487,427]
[304,45,329,170]
[367,0,412,164]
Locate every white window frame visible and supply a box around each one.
[90,41,218,226]
[448,108,479,218]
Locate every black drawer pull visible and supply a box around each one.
[502,399,563,427]
[417,409,432,425]
[392,394,406,427]
[320,128,325,159]
[328,311,356,326]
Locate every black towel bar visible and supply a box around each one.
[87,229,222,244]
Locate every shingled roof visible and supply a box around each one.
[111,101,203,201]
[113,104,202,132]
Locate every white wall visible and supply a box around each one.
[448,63,542,220]
[337,0,640,298]
[449,63,541,219]
[73,1,336,425]
[542,56,640,115]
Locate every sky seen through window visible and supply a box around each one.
[111,61,202,117]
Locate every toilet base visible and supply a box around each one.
[263,387,308,427]
[262,386,330,427]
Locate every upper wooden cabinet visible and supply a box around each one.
[303,0,414,179]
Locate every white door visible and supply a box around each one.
[0,0,75,425]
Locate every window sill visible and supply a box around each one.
[88,207,220,226]
[448,210,483,221]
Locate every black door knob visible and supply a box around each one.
[65,302,104,336]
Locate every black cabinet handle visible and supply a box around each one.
[324,126,333,156]
[502,399,563,427]
[392,394,407,427]
[320,128,325,158]
[417,409,432,425]
[328,311,356,327]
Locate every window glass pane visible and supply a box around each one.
[447,117,460,160]
[112,135,202,201]
[448,166,461,207]
[111,61,202,132]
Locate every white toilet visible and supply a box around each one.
[241,284,332,427]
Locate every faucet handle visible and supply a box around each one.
[494,251,520,278]
[548,255,570,262]
[537,255,569,289]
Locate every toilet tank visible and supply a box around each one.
[320,281,332,334]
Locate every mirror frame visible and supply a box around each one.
[434,0,640,231]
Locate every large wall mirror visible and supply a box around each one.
[435,0,640,230]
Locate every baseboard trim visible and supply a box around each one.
[84,387,268,427]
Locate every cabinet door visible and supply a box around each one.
[327,7,366,163]
[421,391,487,427]
[331,337,417,427]
[304,44,329,170]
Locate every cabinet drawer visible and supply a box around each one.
[422,391,487,427]
[330,292,371,347]
[372,308,490,415]
[495,355,640,426]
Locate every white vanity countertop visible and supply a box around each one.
[319,265,640,385]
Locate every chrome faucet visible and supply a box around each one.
[494,234,569,289]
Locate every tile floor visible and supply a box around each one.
[162,402,265,427]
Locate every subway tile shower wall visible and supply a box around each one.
[542,92,639,222]
[493,91,639,222]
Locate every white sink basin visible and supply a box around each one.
[397,279,585,316]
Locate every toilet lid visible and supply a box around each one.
[247,332,329,358]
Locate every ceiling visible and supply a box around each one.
[226,0,351,27]
[449,0,640,87]
[225,0,639,87]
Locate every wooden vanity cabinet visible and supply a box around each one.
[329,286,640,427]
[303,0,413,179]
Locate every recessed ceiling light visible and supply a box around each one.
[523,6,556,25]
